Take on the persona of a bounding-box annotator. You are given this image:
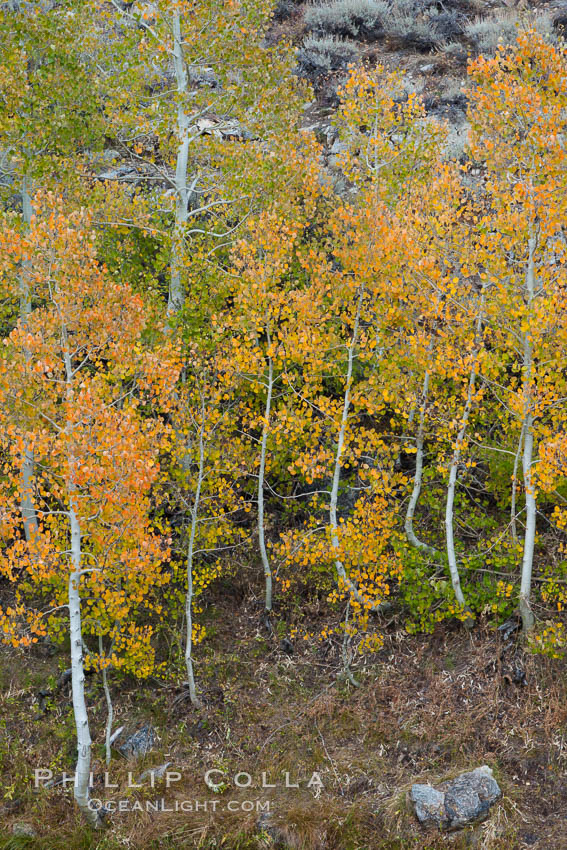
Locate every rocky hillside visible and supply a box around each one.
[269,0,567,161]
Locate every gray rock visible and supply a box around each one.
[257,811,287,846]
[117,723,157,759]
[12,823,37,838]
[97,166,143,183]
[195,117,256,142]
[498,618,520,641]
[410,766,501,831]
[188,66,220,89]
[138,761,172,783]
[410,784,447,828]
[0,799,21,815]
[329,138,348,160]
[444,767,501,829]
[99,149,121,164]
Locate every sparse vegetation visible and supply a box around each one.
[304,0,388,41]
[273,0,303,24]
[296,34,361,78]
[383,0,456,51]
[465,9,556,56]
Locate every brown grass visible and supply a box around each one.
[1,597,566,849]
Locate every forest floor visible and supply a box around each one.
[0,580,566,850]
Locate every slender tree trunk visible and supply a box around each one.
[519,232,537,633]
[510,422,524,545]
[102,669,113,767]
[444,288,486,614]
[329,291,361,598]
[185,410,204,709]
[68,497,100,826]
[63,337,101,828]
[258,336,274,614]
[405,371,437,555]
[329,288,387,612]
[520,416,536,632]
[167,11,190,317]
[99,635,114,767]
[20,175,38,542]
[445,412,472,611]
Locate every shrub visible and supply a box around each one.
[304,0,389,41]
[439,75,466,105]
[273,0,303,23]
[302,0,468,53]
[296,35,361,79]
[427,10,463,40]
[384,0,449,51]
[439,40,468,65]
[465,10,556,57]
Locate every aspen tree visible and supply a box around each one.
[403,165,487,614]
[0,1,102,538]
[468,34,567,631]
[92,0,312,319]
[0,199,177,824]
[228,211,307,614]
[169,352,249,705]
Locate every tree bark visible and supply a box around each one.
[63,332,101,828]
[99,635,114,767]
[258,333,274,614]
[167,10,190,317]
[405,371,437,555]
[185,407,204,708]
[444,287,486,615]
[519,232,537,633]
[68,497,100,826]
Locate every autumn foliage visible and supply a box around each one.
[0,0,567,825]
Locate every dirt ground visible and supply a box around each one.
[1,590,566,850]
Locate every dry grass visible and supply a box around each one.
[1,600,566,849]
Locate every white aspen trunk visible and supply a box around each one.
[63,338,101,828]
[510,422,524,545]
[329,288,387,612]
[258,338,274,614]
[20,175,38,542]
[102,668,113,768]
[99,635,114,767]
[444,288,486,614]
[405,371,437,555]
[519,232,537,633]
[69,506,99,826]
[185,410,204,708]
[445,399,473,611]
[167,11,190,317]
[520,417,536,631]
